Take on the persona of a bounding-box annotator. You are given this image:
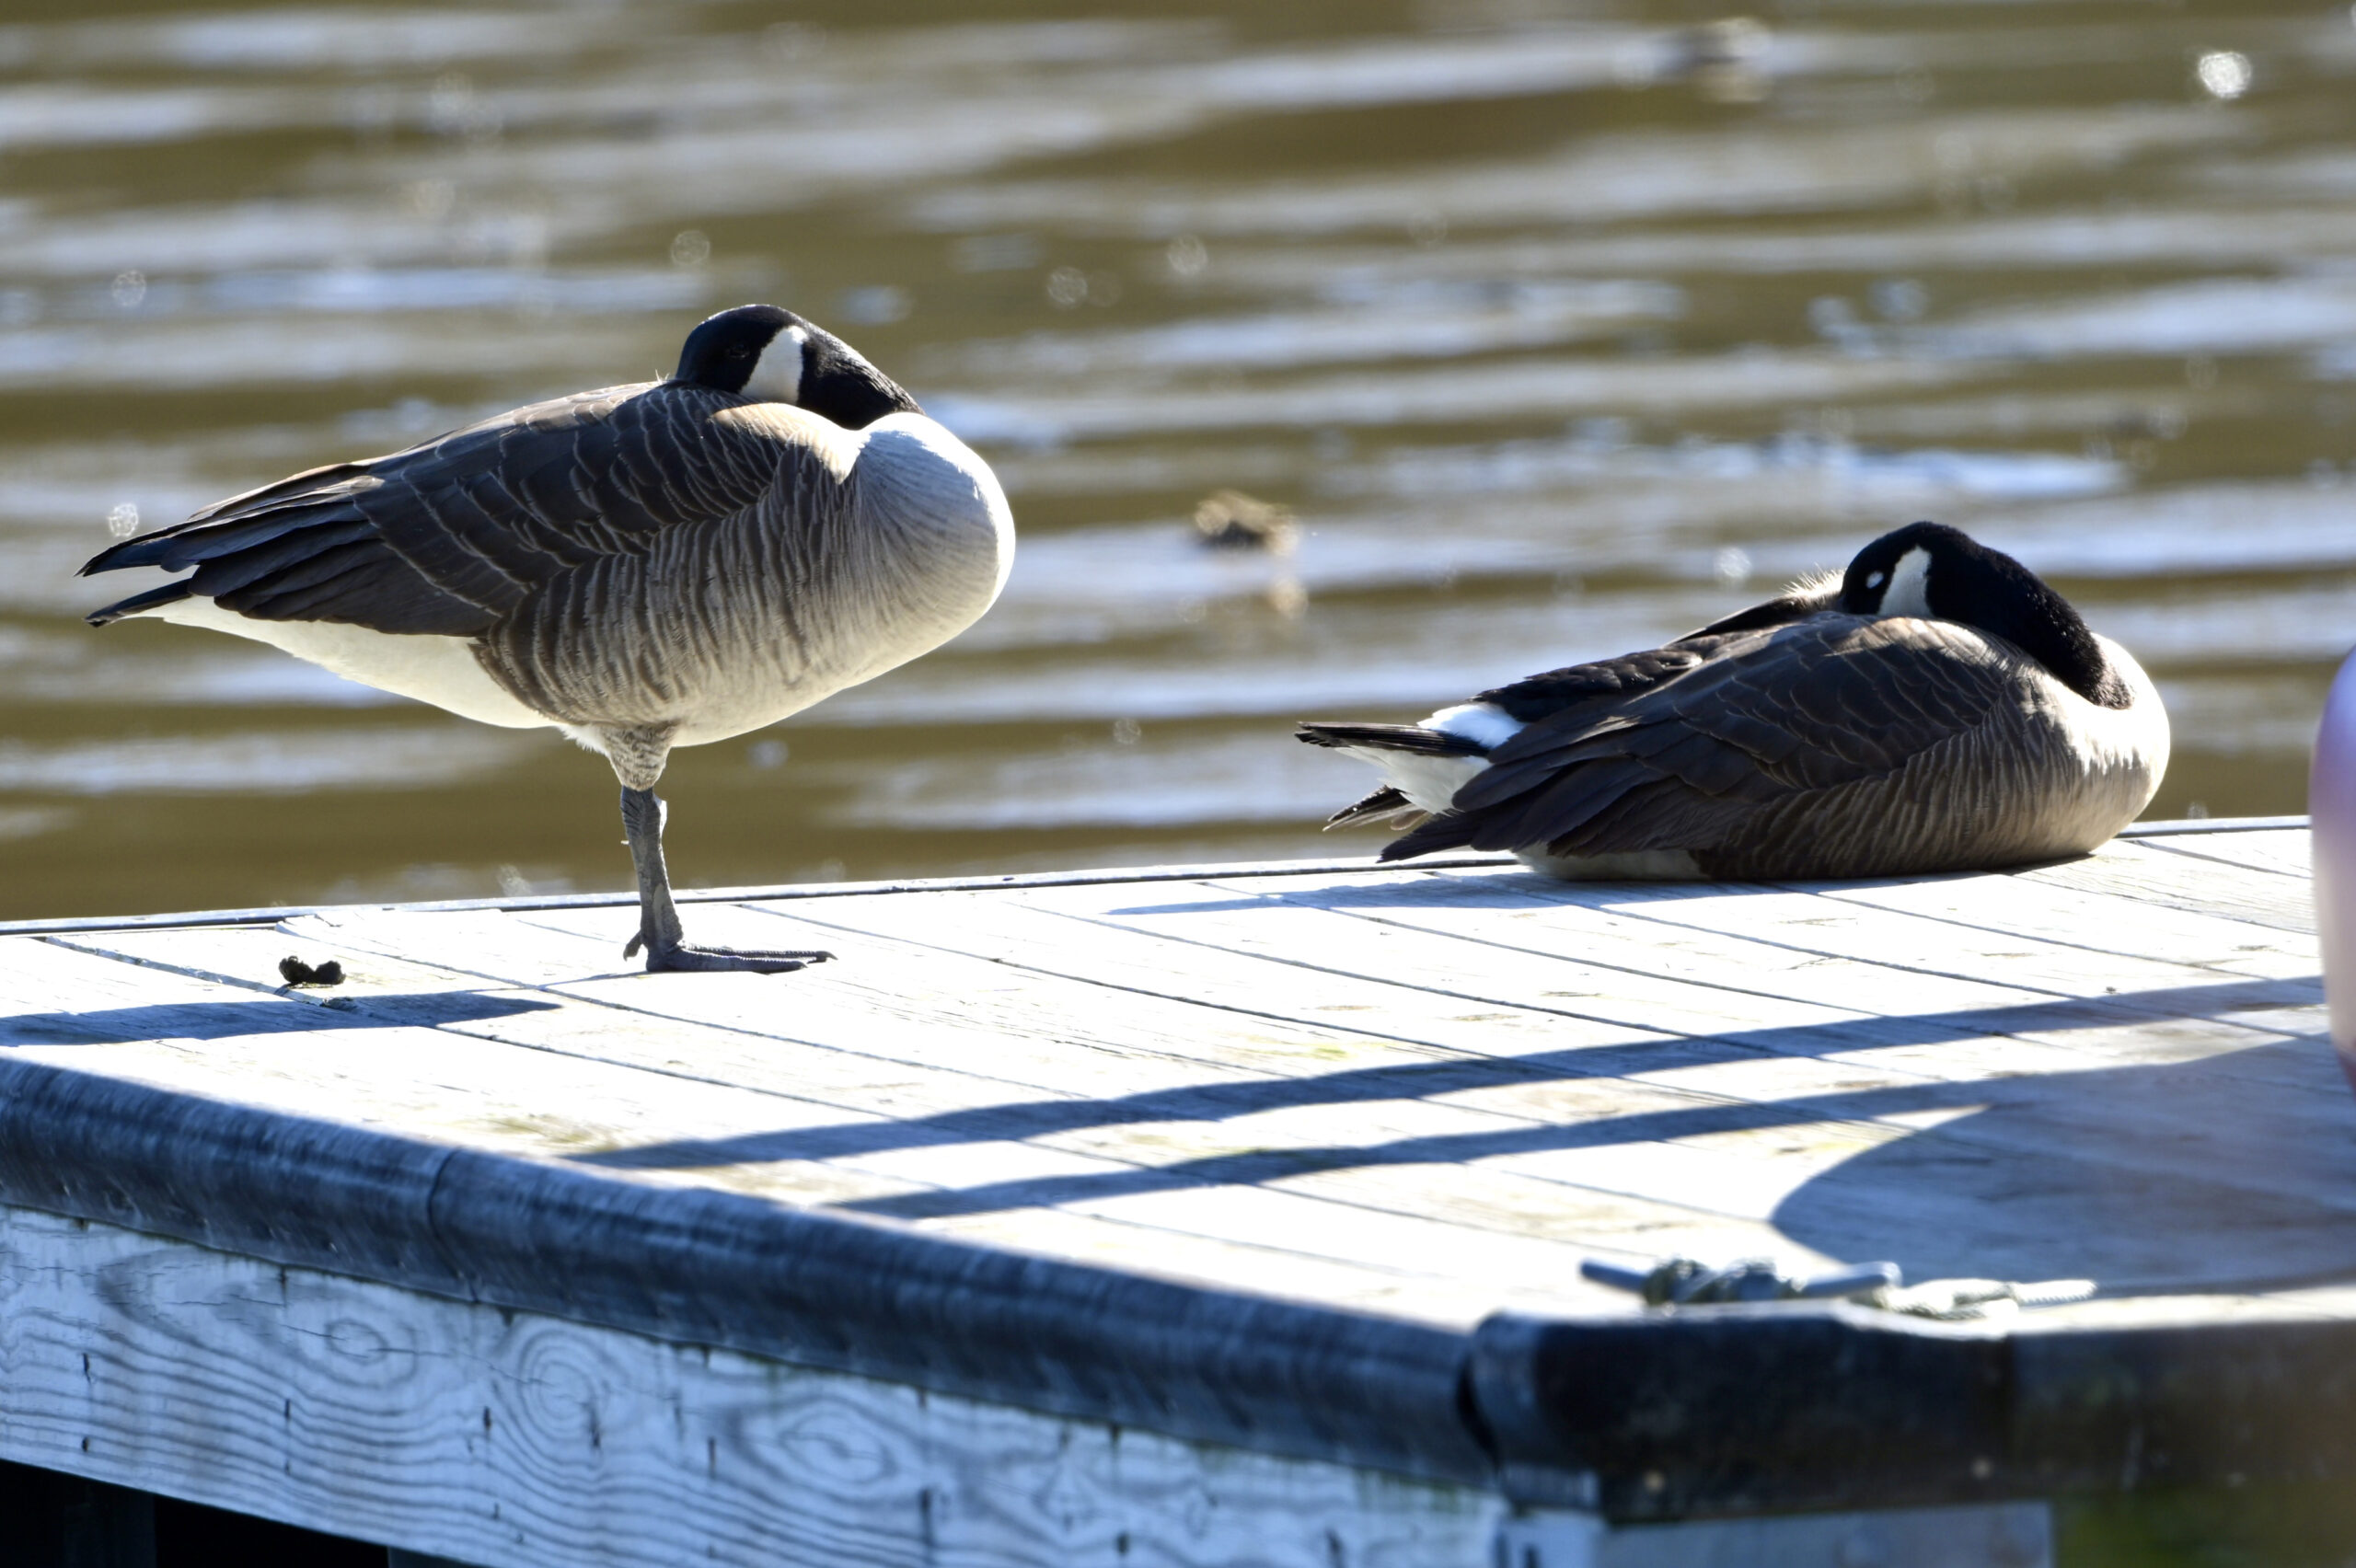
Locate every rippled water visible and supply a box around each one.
[2,0,2350,920]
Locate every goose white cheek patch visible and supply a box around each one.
[743,326,808,403]
[1879,548,1934,618]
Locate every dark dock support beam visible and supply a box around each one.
[3,1459,155,1568]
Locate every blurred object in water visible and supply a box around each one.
[1191,489,1297,552]
[2195,50,2252,102]
[1672,17,1772,103]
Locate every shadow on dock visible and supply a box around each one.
[3,991,557,1045]
[568,972,2347,1297]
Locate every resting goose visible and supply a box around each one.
[84,304,1014,972]
[1299,522,2166,880]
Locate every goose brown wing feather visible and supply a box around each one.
[1468,579,1840,728]
[1420,617,2017,863]
[83,382,833,639]
[1475,645,1709,725]
[184,459,385,527]
[345,385,780,608]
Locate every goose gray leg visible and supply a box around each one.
[617,788,834,974]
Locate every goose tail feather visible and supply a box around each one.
[1323,785,1427,830]
[87,580,193,626]
[1377,812,1480,861]
[1296,721,1486,757]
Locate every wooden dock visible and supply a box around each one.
[0,818,2348,1567]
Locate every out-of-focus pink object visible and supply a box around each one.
[2314,647,2356,1091]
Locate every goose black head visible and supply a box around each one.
[1838,521,2129,708]
[673,304,923,430]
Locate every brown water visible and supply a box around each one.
[1,0,2350,921]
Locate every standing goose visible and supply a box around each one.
[1299,522,2167,880]
[83,304,1014,972]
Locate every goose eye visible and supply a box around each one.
[1865,570,1888,589]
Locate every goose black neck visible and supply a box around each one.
[801,330,923,430]
[1937,539,2129,709]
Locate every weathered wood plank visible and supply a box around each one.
[0,857,1521,941]
[2017,842,2317,934]
[784,873,2334,1149]
[1149,870,2330,1092]
[0,1207,2091,1564]
[23,917,1802,1318]
[1026,871,2322,1084]
[705,890,2344,1270]
[2131,828,2312,880]
[291,907,1904,1192]
[0,1206,1505,1568]
[1003,870,2356,1262]
[23,860,2344,1307]
[31,901,2272,1308]
[261,915,1890,1300]
[1169,869,2050,1019]
[1796,873,2315,981]
[687,875,2356,1291]
[26,930,1605,1318]
[345,902,1479,1094]
[1405,870,2294,1011]
[1021,869,2328,1129]
[22,928,1609,1325]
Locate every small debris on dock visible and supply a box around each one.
[1582,1255,2096,1320]
[1191,490,1297,553]
[278,955,344,987]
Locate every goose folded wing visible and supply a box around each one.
[1475,643,1711,724]
[82,386,826,636]
[1391,617,2015,859]
[1473,578,1844,728]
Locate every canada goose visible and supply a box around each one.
[1298,522,2166,880]
[84,304,1014,972]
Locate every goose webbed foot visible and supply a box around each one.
[618,782,836,976]
[624,932,835,974]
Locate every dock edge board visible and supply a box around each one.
[0,1205,2071,1568]
[2,1043,2354,1523]
[0,1205,1508,1568]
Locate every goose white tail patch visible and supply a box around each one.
[1338,746,1488,816]
[1424,701,1523,749]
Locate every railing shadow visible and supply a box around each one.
[571,971,2348,1293]
[0,991,557,1045]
